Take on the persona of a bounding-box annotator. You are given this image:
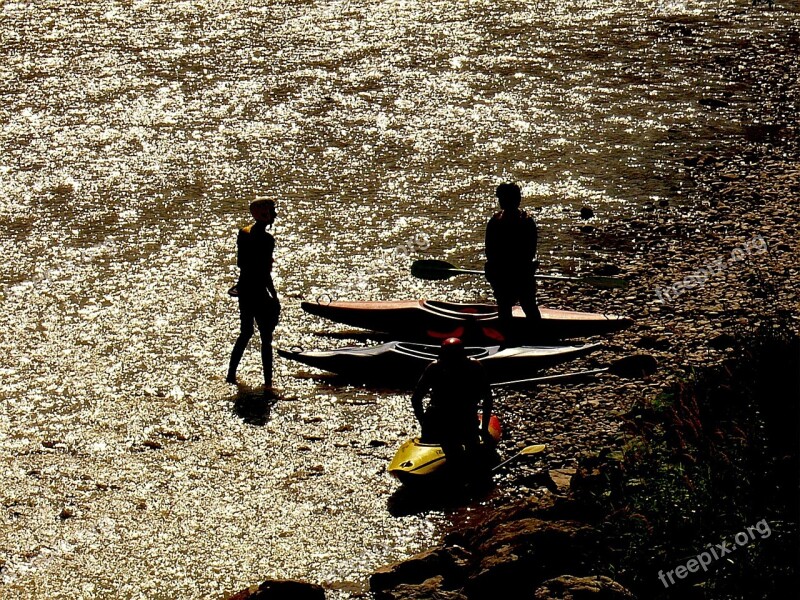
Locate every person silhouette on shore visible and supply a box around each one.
[227,198,280,388]
[485,183,541,343]
[410,338,494,481]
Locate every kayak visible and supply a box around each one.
[301,299,632,342]
[388,415,502,485]
[277,340,600,386]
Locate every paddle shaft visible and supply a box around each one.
[493,368,609,387]
[493,444,546,472]
[411,260,627,288]
[491,355,656,387]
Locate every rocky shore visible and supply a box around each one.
[226,20,798,600]
[367,20,798,600]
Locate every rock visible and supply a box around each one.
[634,335,670,351]
[708,333,736,349]
[580,207,594,220]
[699,97,729,108]
[683,155,700,167]
[534,575,636,599]
[59,507,75,520]
[445,495,583,549]
[593,263,621,276]
[580,225,596,234]
[465,519,599,599]
[227,579,325,600]
[743,123,785,143]
[370,546,473,592]
[549,469,577,491]
[374,576,467,600]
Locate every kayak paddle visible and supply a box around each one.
[492,354,657,387]
[492,443,547,472]
[411,259,628,289]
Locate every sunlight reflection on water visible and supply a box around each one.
[0,0,794,597]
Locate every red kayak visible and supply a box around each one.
[302,299,632,342]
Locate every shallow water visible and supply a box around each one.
[1,1,797,598]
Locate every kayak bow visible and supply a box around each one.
[388,415,502,484]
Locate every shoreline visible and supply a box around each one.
[359,19,799,600]
[498,20,799,472]
[227,18,798,600]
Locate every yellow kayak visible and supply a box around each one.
[388,415,502,484]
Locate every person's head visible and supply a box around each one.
[250,198,276,225]
[439,337,466,363]
[495,183,521,211]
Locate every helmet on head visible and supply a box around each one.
[439,337,466,361]
[495,182,521,210]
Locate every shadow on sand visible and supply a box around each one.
[227,384,280,426]
[387,476,496,517]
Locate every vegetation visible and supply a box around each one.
[573,320,799,599]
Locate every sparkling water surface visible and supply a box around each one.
[1,1,796,598]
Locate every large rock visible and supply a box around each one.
[370,546,473,592]
[445,495,585,550]
[374,576,468,600]
[534,575,636,599]
[227,578,325,600]
[465,519,599,599]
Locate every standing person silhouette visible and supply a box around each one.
[227,198,280,388]
[485,183,541,344]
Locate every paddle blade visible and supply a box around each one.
[520,444,546,456]
[411,259,459,281]
[608,354,658,378]
[492,443,547,472]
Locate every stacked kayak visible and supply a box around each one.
[286,296,635,487]
[278,340,600,386]
[302,299,632,343]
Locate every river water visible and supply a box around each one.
[1,1,796,598]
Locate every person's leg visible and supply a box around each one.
[519,274,542,322]
[228,297,255,383]
[259,332,273,387]
[441,437,467,482]
[253,296,280,387]
[491,283,516,344]
[420,408,444,444]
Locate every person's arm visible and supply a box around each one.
[266,276,278,301]
[485,216,500,263]
[523,215,538,264]
[478,363,493,438]
[236,228,246,269]
[265,234,279,301]
[410,365,433,427]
